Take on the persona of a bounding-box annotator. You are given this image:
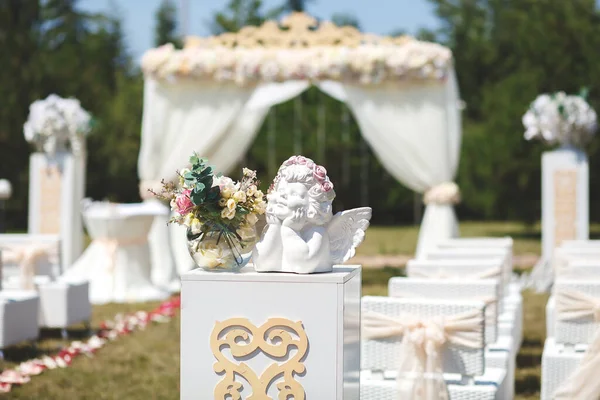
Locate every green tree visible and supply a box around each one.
[154,0,181,47]
[211,0,280,34]
[427,0,600,222]
[331,12,360,29]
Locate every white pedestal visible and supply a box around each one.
[0,290,40,348]
[180,265,361,400]
[541,147,588,260]
[28,152,85,270]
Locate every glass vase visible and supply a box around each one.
[186,227,256,272]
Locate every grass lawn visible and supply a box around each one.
[1,222,554,398]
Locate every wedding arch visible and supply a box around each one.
[138,12,462,283]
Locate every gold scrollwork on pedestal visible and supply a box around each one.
[210,317,308,400]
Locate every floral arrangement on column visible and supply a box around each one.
[522,90,597,148]
[153,154,266,271]
[23,94,92,156]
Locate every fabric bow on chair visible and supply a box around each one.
[2,245,53,290]
[362,309,484,400]
[553,289,600,399]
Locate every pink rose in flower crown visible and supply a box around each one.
[321,181,334,192]
[296,156,308,165]
[175,189,194,215]
[306,160,315,170]
[313,165,327,182]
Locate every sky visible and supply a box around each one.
[78,0,440,59]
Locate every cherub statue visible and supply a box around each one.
[253,155,372,274]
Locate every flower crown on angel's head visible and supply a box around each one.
[268,155,335,198]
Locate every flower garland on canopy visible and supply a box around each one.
[522,90,597,148]
[141,13,453,86]
[142,42,452,85]
[0,296,180,394]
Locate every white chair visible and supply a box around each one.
[0,235,90,334]
[0,289,39,357]
[541,280,600,399]
[388,277,500,344]
[361,296,507,400]
[0,234,61,281]
[388,277,514,399]
[406,259,506,307]
[407,258,523,351]
[425,247,512,288]
[552,247,600,278]
[60,202,169,304]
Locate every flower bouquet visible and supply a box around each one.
[23,94,92,156]
[523,90,597,148]
[153,154,266,271]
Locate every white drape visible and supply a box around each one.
[319,71,462,257]
[139,79,255,288]
[139,79,310,280]
[140,73,460,277]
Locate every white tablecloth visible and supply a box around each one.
[60,202,170,304]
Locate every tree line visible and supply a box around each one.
[1,0,599,230]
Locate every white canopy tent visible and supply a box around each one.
[138,13,462,288]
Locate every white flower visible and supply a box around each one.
[254,199,267,214]
[191,237,235,269]
[221,207,236,220]
[233,190,246,203]
[226,198,236,211]
[246,184,257,197]
[190,218,202,234]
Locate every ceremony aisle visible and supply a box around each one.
[1,298,181,399]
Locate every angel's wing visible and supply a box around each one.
[327,207,372,264]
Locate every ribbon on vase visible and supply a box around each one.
[409,266,503,281]
[2,245,54,290]
[423,182,461,206]
[553,289,600,399]
[95,236,149,274]
[362,309,484,400]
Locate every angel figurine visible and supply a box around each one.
[253,155,372,274]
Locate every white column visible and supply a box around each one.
[541,146,589,260]
[28,151,85,271]
[180,265,361,399]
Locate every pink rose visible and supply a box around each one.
[321,181,334,192]
[321,181,333,192]
[296,156,308,165]
[306,161,315,170]
[175,189,194,214]
[284,156,298,166]
[313,165,327,182]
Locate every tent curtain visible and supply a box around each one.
[319,71,462,257]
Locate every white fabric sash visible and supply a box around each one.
[362,309,483,400]
[95,236,148,274]
[2,245,54,290]
[423,182,461,205]
[554,289,600,399]
[410,266,502,281]
[555,290,600,322]
[392,291,497,327]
